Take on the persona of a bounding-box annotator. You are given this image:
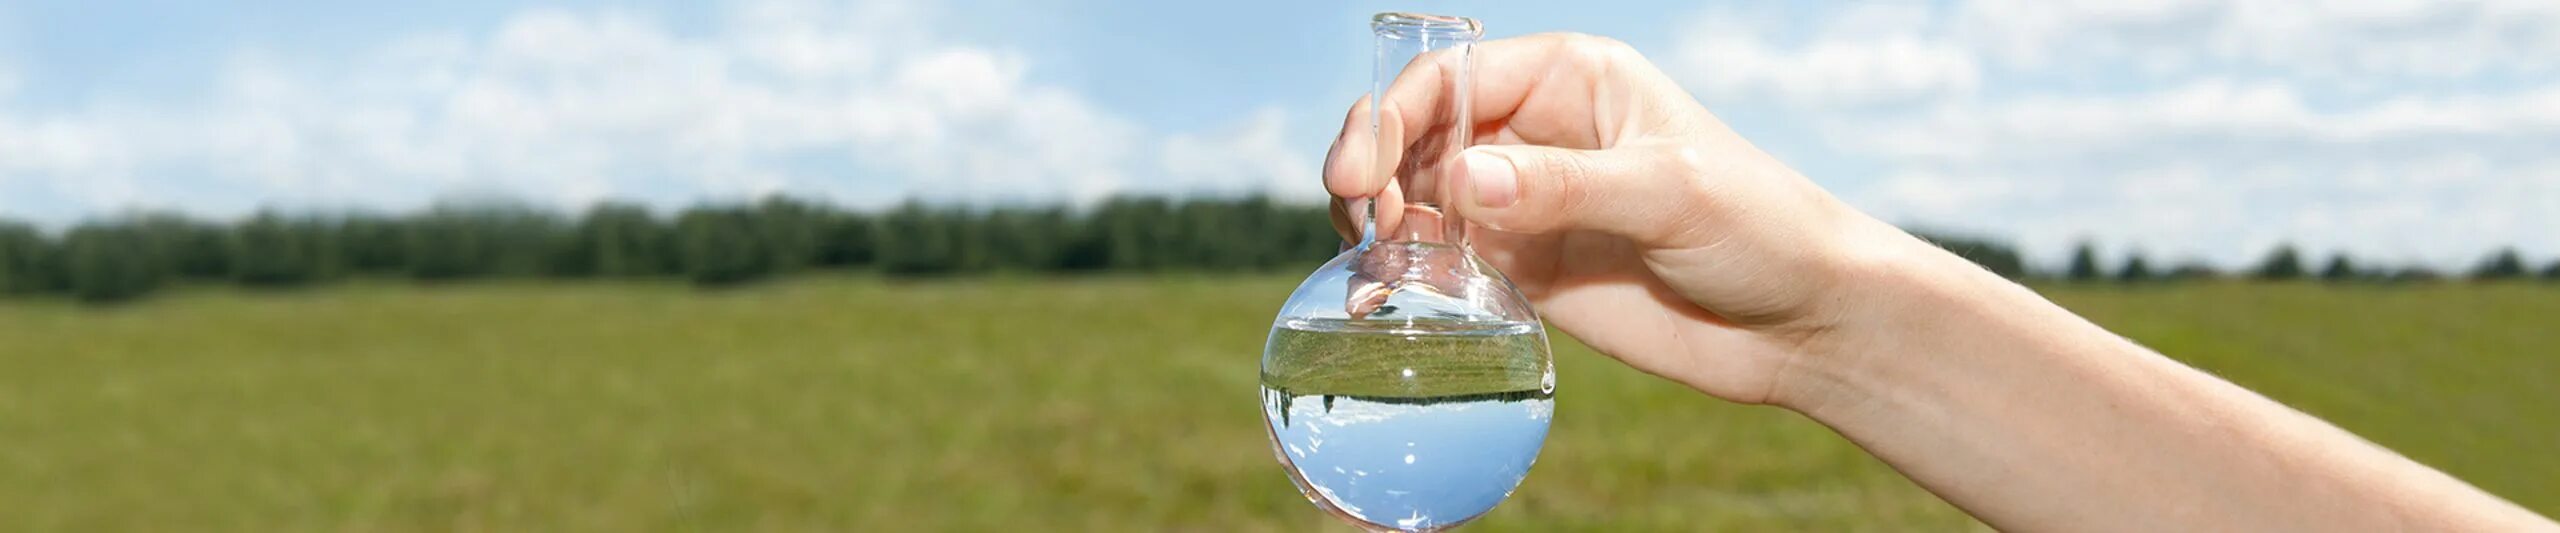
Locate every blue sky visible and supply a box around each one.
[2,0,2555,269]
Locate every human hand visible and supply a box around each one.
[1323,33,1932,406]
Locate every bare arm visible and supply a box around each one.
[1787,234,2551,531]
[1324,32,2556,530]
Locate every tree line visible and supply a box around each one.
[0,196,2552,304]
[0,195,1341,303]
[1815,230,2554,285]
[2053,241,2560,285]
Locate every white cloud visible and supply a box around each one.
[1840,80,2560,163]
[0,0,1306,222]
[1676,0,2560,269]
[1157,107,1323,202]
[1954,0,2560,79]
[1675,3,1980,106]
[1837,79,2560,267]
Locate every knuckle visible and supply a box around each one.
[1659,145,1721,209]
[1656,147,1728,244]
[1561,33,1639,62]
[1665,145,1715,182]
[1523,32,1584,48]
[1554,33,1641,82]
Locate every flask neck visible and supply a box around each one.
[1365,12,1480,254]
[1346,202,1479,319]
[1363,201,1468,250]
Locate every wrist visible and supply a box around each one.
[1764,220,2061,417]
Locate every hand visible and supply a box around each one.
[1324,32,2551,531]
[1324,33,1921,406]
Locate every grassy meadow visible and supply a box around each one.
[0,276,2553,531]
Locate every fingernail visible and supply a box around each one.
[1466,151,1519,208]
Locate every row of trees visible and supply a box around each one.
[2056,242,2560,284]
[2,196,2552,304]
[0,195,1342,303]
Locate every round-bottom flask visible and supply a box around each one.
[1260,236,1554,531]
[1262,15,1548,530]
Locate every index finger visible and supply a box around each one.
[1326,33,1614,199]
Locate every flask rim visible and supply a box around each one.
[1372,12,1481,39]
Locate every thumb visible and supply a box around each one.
[1456,144,1711,247]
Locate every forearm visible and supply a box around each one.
[1777,236,2550,531]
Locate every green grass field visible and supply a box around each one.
[1,277,2553,531]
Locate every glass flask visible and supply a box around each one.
[1260,12,1553,532]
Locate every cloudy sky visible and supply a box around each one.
[2,0,2554,269]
